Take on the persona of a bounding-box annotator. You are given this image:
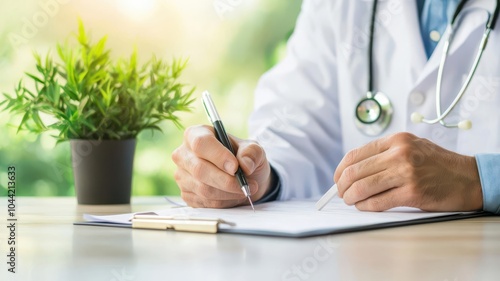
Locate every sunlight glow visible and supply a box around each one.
[117,0,156,21]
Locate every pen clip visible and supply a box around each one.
[131,214,236,234]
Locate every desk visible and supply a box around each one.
[1,197,499,281]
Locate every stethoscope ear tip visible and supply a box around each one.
[411,112,424,124]
[458,120,472,130]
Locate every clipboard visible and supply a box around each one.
[75,200,489,238]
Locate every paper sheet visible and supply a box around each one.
[82,199,480,237]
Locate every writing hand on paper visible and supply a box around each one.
[334,132,483,212]
[172,125,273,208]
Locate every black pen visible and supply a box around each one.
[201,91,255,211]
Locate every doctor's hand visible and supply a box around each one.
[334,132,483,212]
[172,125,273,208]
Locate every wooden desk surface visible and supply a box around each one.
[1,197,499,281]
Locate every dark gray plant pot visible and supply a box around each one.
[71,139,136,205]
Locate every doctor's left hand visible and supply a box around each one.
[334,132,484,212]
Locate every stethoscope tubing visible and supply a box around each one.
[425,8,494,126]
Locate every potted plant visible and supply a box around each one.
[1,21,194,204]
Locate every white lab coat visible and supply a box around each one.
[248,0,500,200]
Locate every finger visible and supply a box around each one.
[173,138,240,194]
[234,139,267,175]
[354,187,407,212]
[336,155,386,197]
[336,144,403,199]
[175,168,246,200]
[181,191,246,209]
[185,125,239,175]
[242,177,260,196]
[175,147,245,195]
[342,170,403,205]
[334,134,395,183]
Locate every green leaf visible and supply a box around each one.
[77,18,88,46]
[52,82,61,104]
[78,95,89,115]
[25,72,44,84]
[18,111,31,133]
[31,110,46,130]
[81,119,97,131]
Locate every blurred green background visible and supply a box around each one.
[0,0,301,197]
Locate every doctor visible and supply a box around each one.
[172,0,500,214]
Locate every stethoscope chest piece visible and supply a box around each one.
[355,91,393,136]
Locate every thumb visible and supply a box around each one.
[232,138,265,175]
[240,156,256,175]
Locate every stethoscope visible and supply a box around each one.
[355,0,500,136]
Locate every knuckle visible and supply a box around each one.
[190,134,208,153]
[171,147,182,164]
[365,198,384,211]
[408,150,426,167]
[183,125,196,140]
[342,166,357,184]
[358,195,387,212]
[184,125,206,138]
[390,134,427,165]
[390,132,416,143]
[349,181,367,199]
[244,141,262,154]
[191,160,206,180]
[391,144,425,168]
[344,149,358,165]
[185,125,212,152]
[239,141,265,162]
[372,173,384,186]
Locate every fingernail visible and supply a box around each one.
[224,161,236,174]
[241,157,255,173]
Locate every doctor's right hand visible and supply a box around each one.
[172,125,273,208]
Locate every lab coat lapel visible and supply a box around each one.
[377,0,427,85]
[414,1,490,86]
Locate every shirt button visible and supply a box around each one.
[430,30,441,42]
[410,91,425,106]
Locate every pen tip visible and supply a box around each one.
[248,197,255,212]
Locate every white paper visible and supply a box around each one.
[82,199,476,237]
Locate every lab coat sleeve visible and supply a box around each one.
[248,0,343,200]
[475,154,500,214]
